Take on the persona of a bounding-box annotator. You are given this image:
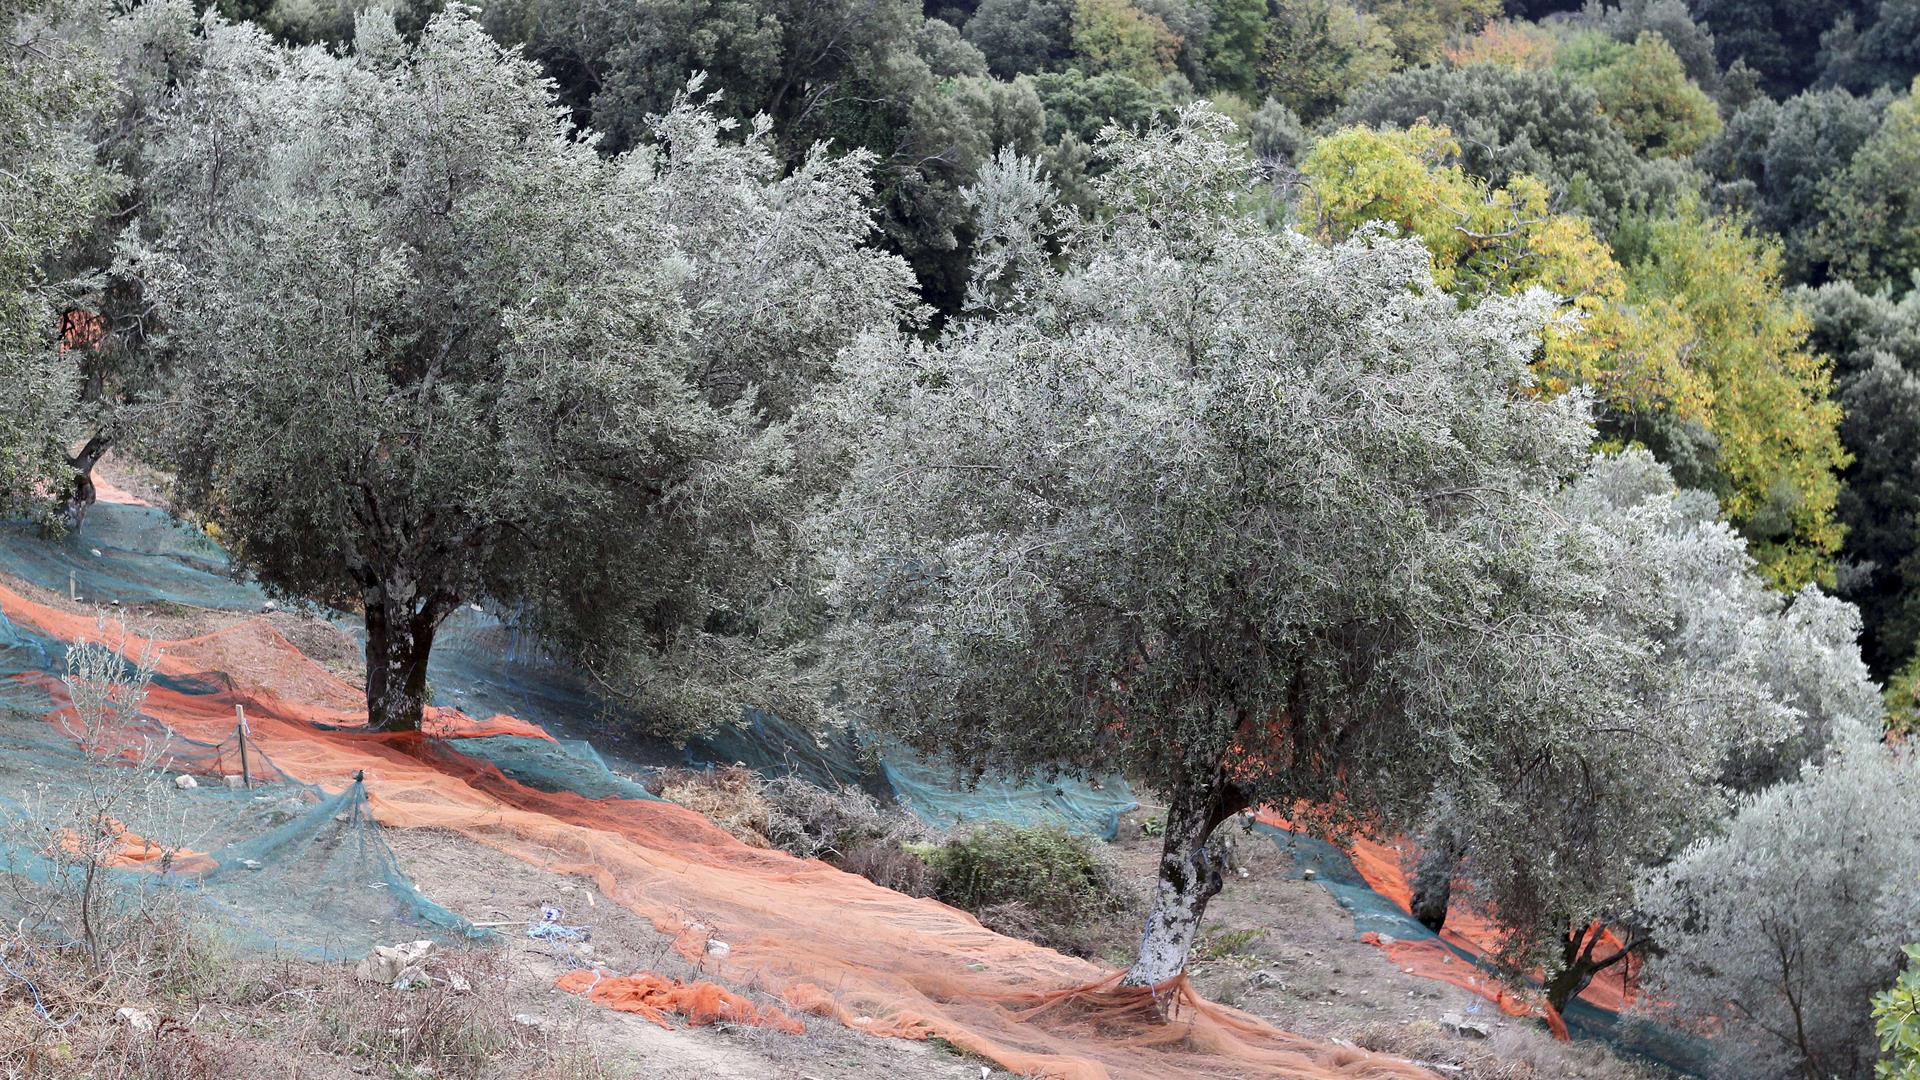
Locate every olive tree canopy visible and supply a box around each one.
[823,106,1646,985]
[1415,451,1882,1012]
[133,10,915,732]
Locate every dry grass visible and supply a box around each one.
[224,949,615,1079]
[757,776,940,862]
[840,839,940,897]
[1352,1019,1671,1080]
[657,766,775,848]
[0,922,619,1080]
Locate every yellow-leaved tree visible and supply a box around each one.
[1300,123,1846,586]
[1626,211,1846,587]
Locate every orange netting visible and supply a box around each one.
[0,578,1437,1080]
[88,473,154,508]
[420,705,554,742]
[56,817,217,874]
[556,969,807,1033]
[1260,810,1636,1033]
[58,309,104,354]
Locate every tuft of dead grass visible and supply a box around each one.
[840,839,940,897]
[657,766,775,847]
[758,775,941,861]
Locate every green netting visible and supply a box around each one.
[882,754,1136,840]
[449,734,659,802]
[185,779,488,959]
[2,499,1138,836]
[0,605,486,960]
[688,708,877,787]
[0,503,261,611]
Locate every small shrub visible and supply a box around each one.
[926,823,1140,957]
[840,839,940,897]
[1194,927,1267,963]
[758,776,940,861]
[1875,945,1920,1079]
[1637,732,1920,1080]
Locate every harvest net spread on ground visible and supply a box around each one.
[1257,818,1708,1073]
[0,493,1442,1079]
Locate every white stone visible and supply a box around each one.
[1440,1012,1491,1039]
[354,940,437,985]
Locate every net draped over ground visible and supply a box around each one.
[0,494,1432,1080]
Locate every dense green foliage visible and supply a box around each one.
[926,823,1138,954]
[1698,87,1889,282]
[1334,64,1658,231]
[1876,946,1920,1079]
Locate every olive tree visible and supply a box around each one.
[0,0,121,516]
[132,11,914,732]
[43,0,206,529]
[1637,726,1920,1080]
[823,106,1642,986]
[1411,451,1882,1012]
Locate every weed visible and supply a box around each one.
[759,775,939,861]
[657,766,775,847]
[1195,927,1268,964]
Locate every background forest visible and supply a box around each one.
[184,0,1920,704]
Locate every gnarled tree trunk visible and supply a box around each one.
[1544,921,1643,1014]
[1409,822,1466,933]
[362,571,447,732]
[1409,846,1457,933]
[1123,769,1250,987]
[60,432,110,531]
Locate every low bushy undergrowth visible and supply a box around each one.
[925,823,1141,957]
[658,768,1139,958]
[656,766,776,847]
[759,774,940,860]
[840,838,942,897]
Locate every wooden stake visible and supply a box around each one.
[68,570,76,602]
[235,704,251,790]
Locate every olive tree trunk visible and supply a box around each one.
[59,433,110,531]
[1409,832,1465,933]
[1122,771,1250,987]
[363,582,444,733]
[1544,921,1642,1014]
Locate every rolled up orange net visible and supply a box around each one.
[555,969,806,1034]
